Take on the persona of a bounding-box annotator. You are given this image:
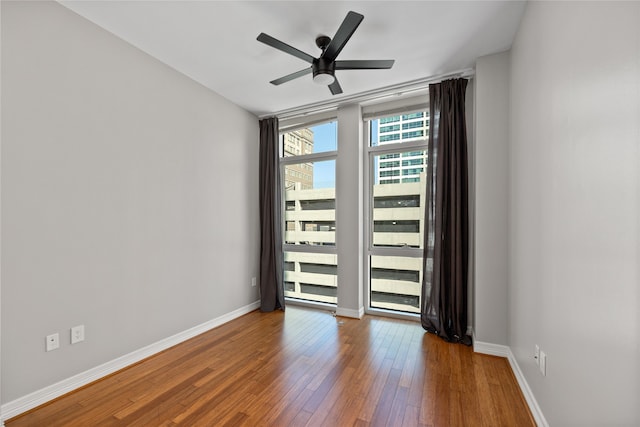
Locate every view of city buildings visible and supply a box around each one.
[376,111,430,184]
[282,113,429,314]
[283,128,314,190]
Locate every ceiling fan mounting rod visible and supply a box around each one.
[315,35,331,51]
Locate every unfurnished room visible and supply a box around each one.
[1,1,639,426]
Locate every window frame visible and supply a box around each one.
[279,119,339,306]
[364,109,429,316]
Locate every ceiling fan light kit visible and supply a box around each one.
[257,11,394,95]
[313,72,335,86]
[312,57,336,85]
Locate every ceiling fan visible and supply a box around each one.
[257,11,394,95]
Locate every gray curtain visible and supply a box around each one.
[421,78,471,345]
[258,117,285,311]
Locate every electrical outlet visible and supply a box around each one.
[251,277,257,287]
[71,325,85,344]
[46,333,60,352]
[539,350,547,376]
[534,344,540,366]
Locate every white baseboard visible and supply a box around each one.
[505,348,549,427]
[1,300,260,422]
[335,306,364,319]
[474,340,511,357]
[474,341,549,427]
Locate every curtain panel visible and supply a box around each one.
[421,78,471,345]
[258,117,285,312]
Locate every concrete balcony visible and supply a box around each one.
[284,271,337,287]
[285,209,335,221]
[285,231,335,245]
[371,279,420,296]
[373,207,422,221]
[372,232,421,247]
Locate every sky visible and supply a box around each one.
[310,121,337,188]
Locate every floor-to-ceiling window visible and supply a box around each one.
[365,109,429,314]
[280,120,338,305]
[278,98,431,316]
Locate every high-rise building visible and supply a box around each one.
[283,128,314,190]
[375,111,429,184]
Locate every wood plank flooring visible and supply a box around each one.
[7,306,535,426]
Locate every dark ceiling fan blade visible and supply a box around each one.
[322,11,364,62]
[328,78,343,95]
[257,33,315,64]
[335,59,395,70]
[270,67,313,85]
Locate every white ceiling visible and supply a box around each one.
[59,1,526,117]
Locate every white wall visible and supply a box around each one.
[1,0,259,403]
[474,51,510,346]
[509,2,640,425]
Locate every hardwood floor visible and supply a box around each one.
[7,306,535,426]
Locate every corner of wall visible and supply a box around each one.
[474,343,549,427]
[473,51,510,347]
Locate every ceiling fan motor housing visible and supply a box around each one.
[313,57,336,82]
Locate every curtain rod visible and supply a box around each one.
[259,67,475,121]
